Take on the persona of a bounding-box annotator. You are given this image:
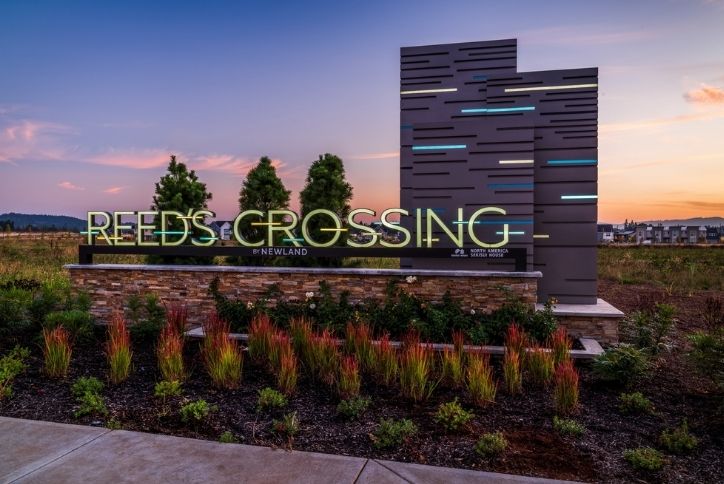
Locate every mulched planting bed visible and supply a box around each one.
[2,329,722,484]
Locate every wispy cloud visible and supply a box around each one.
[684,84,724,104]
[103,186,126,194]
[58,181,84,191]
[519,26,658,46]
[348,151,399,160]
[600,110,724,134]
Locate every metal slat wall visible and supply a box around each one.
[400,39,598,304]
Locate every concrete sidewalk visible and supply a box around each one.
[0,417,578,484]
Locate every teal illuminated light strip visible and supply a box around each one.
[461,106,535,114]
[198,237,219,241]
[283,238,305,243]
[504,83,598,93]
[561,195,598,200]
[453,219,533,225]
[401,88,458,95]
[496,231,525,235]
[547,159,597,166]
[412,144,466,150]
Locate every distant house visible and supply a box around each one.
[210,221,233,241]
[597,224,614,243]
[652,225,664,244]
[613,229,634,242]
[634,224,650,244]
[669,226,682,244]
[685,226,700,244]
[706,226,720,244]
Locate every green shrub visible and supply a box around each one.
[621,303,675,354]
[154,380,182,399]
[0,346,30,400]
[257,387,288,412]
[371,418,418,449]
[44,310,94,343]
[106,418,122,430]
[74,392,108,418]
[474,431,508,457]
[660,420,698,454]
[219,430,239,443]
[272,412,299,438]
[624,447,664,471]
[434,398,473,432]
[337,396,371,420]
[71,376,104,397]
[127,293,166,342]
[592,344,649,385]
[688,327,724,391]
[0,287,35,340]
[553,416,585,437]
[180,399,216,424]
[619,392,653,415]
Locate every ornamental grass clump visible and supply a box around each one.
[550,327,572,366]
[247,313,274,363]
[553,360,579,415]
[503,349,523,395]
[526,344,554,386]
[505,323,528,358]
[107,312,132,384]
[399,343,435,402]
[309,329,340,386]
[441,347,464,388]
[290,317,313,365]
[203,316,242,389]
[374,333,398,387]
[43,326,72,378]
[157,322,185,382]
[165,304,188,336]
[277,352,298,396]
[466,351,496,407]
[346,321,376,372]
[269,330,293,373]
[452,329,466,356]
[338,356,361,399]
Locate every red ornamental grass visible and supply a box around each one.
[165,304,188,336]
[399,343,434,402]
[526,344,554,387]
[203,315,242,389]
[553,360,579,415]
[347,321,376,372]
[290,317,313,365]
[107,312,132,384]
[375,333,398,387]
[441,347,463,388]
[247,313,274,363]
[277,352,298,396]
[338,356,361,399]
[402,329,421,350]
[505,323,528,357]
[503,349,523,395]
[157,322,185,382]
[269,330,293,373]
[43,326,72,378]
[452,329,466,356]
[550,327,572,366]
[466,351,496,407]
[310,329,340,386]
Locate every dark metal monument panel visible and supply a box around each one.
[400,39,598,304]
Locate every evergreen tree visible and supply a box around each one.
[148,155,213,264]
[231,156,291,265]
[298,153,353,266]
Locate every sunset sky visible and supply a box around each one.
[1,0,723,223]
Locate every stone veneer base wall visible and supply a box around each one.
[65,264,541,326]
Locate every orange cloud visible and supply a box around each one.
[88,149,171,170]
[58,181,84,191]
[103,186,126,194]
[684,84,724,104]
[348,151,399,160]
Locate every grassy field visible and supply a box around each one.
[1,237,721,294]
[598,245,723,293]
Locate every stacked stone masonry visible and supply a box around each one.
[67,264,537,323]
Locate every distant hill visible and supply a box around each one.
[640,217,724,227]
[0,213,85,232]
